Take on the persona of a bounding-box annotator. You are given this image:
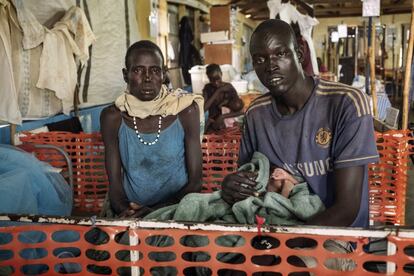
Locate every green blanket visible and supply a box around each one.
[144,152,325,275]
[145,152,325,225]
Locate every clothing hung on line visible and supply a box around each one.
[0,1,95,124]
[240,77,379,228]
[118,117,188,206]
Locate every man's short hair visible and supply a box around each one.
[250,19,299,52]
[206,63,222,76]
[125,40,165,69]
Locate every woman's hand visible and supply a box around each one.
[119,202,153,218]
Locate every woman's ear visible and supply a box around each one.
[122,68,128,83]
[162,66,168,83]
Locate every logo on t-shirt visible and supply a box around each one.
[315,128,332,148]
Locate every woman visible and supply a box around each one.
[202,63,244,133]
[100,40,204,218]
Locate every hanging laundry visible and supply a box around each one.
[0,0,22,124]
[267,0,319,75]
[36,6,95,114]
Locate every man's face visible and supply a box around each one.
[123,49,164,101]
[250,31,302,98]
[207,71,223,88]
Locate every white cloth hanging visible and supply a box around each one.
[36,6,95,114]
[267,0,319,75]
[0,0,22,124]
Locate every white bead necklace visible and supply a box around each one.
[133,116,162,146]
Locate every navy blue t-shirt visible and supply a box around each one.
[239,78,379,228]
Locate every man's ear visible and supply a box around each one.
[122,68,128,83]
[296,37,306,64]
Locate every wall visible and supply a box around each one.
[136,0,153,41]
[313,14,412,70]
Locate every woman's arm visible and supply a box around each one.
[100,106,129,215]
[203,83,233,111]
[177,101,203,196]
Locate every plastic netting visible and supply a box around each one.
[0,216,413,275]
[20,132,108,214]
[368,130,414,225]
[20,129,413,226]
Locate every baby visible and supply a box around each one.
[240,166,299,198]
[267,167,299,198]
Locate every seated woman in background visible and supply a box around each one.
[203,64,244,133]
[100,40,204,218]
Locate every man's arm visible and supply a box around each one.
[222,112,257,204]
[307,166,364,226]
[100,106,129,215]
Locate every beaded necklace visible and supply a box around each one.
[132,116,162,146]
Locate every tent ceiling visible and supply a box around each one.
[228,0,412,20]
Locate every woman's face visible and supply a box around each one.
[123,49,164,101]
[207,71,223,88]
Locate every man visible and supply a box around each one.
[222,19,379,228]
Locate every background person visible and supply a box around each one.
[203,64,244,133]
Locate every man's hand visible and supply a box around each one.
[119,202,153,218]
[221,171,258,205]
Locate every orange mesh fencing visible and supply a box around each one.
[17,144,72,184]
[201,133,241,192]
[20,132,108,214]
[19,128,414,225]
[368,130,414,226]
[1,216,414,275]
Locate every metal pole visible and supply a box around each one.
[369,17,378,118]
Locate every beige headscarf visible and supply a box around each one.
[115,85,205,134]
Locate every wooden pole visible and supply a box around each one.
[10,124,16,145]
[369,18,378,118]
[402,0,414,130]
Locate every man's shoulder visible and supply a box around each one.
[316,78,371,117]
[245,93,273,115]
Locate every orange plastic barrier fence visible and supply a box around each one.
[368,130,414,225]
[0,216,414,275]
[20,129,414,226]
[20,132,108,214]
[201,133,241,193]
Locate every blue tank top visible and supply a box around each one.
[118,118,188,206]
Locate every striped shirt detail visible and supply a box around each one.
[246,95,272,115]
[335,155,380,164]
[317,80,370,117]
